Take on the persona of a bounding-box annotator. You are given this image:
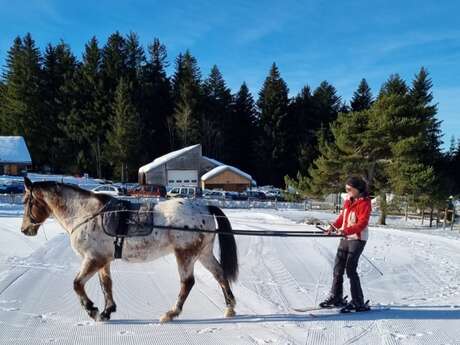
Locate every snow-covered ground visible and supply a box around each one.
[1,207,460,344]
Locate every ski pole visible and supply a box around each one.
[361,254,384,276]
[317,224,384,276]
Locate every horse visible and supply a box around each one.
[20,177,238,323]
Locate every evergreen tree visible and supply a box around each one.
[140,38,173,162]
[228,82,257,173]
[256,63,296,186]
[42,41,78,171]
[106,78,141,181]
[409,67,442,161]
[295,81,341,175]
[125,32,145,83]
[63,37,107,176]
[1,34,47,168]
[174,84,200,147]
[290,86,316,173]
[171,51,202,147]
[101,32,127,98]
[350,78,373,112]
[379,74,408,97]
[312,81,341,127]
[202,65,233,160]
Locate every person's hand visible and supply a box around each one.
[325,225,334,235]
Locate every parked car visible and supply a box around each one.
[0,180,25,194]
[245,190,267,201]
[202,190,225,200]
[264,190,286,201]
[91,184,123,196]
[128,184,166,198]
[167,186,202,198]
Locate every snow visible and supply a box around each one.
[139,144,201,173]
[201,165,252,182]
[201,156,224,167]
[0,136,31,164]
[1,205,460,344]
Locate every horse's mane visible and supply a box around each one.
[32,181,113,203]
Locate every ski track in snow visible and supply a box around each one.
[0,209,460,344]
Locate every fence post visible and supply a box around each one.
[443,208,447,230]
[451,210,455,231]
[405,197,409,222]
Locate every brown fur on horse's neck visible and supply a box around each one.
[33,182,112,233]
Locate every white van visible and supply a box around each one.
[167,186,202,198]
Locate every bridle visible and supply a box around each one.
[25,187,49,226]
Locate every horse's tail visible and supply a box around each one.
[208,205,238,282]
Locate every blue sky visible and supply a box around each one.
[1,0,459,149]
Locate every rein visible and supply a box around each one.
[25,185,343,239]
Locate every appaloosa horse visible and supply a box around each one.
[20,177,238,322]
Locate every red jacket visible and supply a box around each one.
[332,196,372,240]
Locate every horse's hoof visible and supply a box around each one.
[159,309,180,323]
[97,312,110,322]
[88,307,100,320]
[159,313,172,323]
[224,308,236,317]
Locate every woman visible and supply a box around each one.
[319,176,372,313]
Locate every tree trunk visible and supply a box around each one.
[378,192,387,225]
[421,209,425,225]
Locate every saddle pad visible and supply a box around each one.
[101,200,155,237]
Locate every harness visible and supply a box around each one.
[99,199,155,259]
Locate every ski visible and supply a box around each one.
[308,304,390,318]
[292,296,348,312]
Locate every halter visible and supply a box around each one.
[26,186,48,226]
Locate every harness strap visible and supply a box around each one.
[70,199,114,234]
[113,237,124,259]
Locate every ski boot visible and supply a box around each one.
[319,295,348,309]
[340,300,370,313]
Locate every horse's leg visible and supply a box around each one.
[98,262,117,321]
[159,249,197,323]
[73,257,105,320]
[199,250,236,317]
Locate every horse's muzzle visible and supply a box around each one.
[21,226,38,236]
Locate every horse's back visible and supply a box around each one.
[122,198,215,262]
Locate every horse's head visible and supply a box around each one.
[21,177,51,236]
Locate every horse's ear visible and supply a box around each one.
[24,177,32,191]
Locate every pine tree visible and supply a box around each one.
[295,81,341,175]
[171,51,202,147]
[2,34,47,168]
[125,32,145,83]
[350,79,373,112]
[202,65,233,160]
[379,74,408,97]
[229,82,257,173]
[106,78,141,181]
[409,67,442,162]
[174,84,199,147]
[42,41,78,171]
[140,38,173,162]
[63,37,107,176]
[290,86,316,174]
[101,32,127,98]
[256,63,296,186]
